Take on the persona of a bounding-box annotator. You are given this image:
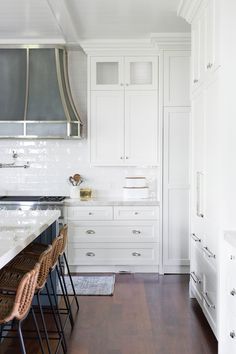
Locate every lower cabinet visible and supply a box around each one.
[66,205,160,272]
[190,230,218,338]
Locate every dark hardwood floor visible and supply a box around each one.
[0,274,218,354]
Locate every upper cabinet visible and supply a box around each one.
[91,56,158,91]
[164,51,190,106]
[191,0,219,90]
[90,55,159,166]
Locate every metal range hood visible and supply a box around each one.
[0,45,82,139]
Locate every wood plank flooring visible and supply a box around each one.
[0,274,218,354]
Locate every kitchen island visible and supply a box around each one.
[0,210,60,269]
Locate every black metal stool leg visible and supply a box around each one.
[63,253,79,310]
[57,263,74,327]
[36,291,52,354]
[31,307,46,354]
[45,282,66,354]
[17,320,26,354]
[49,271,67,353]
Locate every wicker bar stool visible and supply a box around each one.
[58,225,79,311]
[24,233,73,335]
[0,245,67,354]
[0,263,43,354]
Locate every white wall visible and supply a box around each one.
[0,50,158,198]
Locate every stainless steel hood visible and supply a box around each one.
[0,45,82,139]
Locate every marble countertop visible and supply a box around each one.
[64,198,160,207]
[0,210,60,269]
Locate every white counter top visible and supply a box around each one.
[0,210,60,269]
[64,198,160,207]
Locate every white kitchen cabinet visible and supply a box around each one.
[90,91,124,165]
[164,51,190,106]
[90,90,158,166]
[90,55,159,166]
[163,107,190,273]
[91,56,158,91]
[66,204,160,272]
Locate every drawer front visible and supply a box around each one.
[68,221,158,243]
[67,206,113,221]
[190,243,203,302]
[114,206,159,220]
[202,258,217,333]
[68,242,159,265]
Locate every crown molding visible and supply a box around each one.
[177,0,203,23]
[80,34,191,55]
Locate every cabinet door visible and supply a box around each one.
[91,57,124,90]
[124,57,158,90]
[164,51,190,106]
[192,21,200,89]
[124,91,158,165]
[192,90,205,218]
[204,76,220,259]
[163,107,190,272]
[90,91,125,165]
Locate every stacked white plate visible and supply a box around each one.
[123,177,149,199]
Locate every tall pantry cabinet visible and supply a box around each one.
[179,0,236,351]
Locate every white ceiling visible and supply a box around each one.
[66,0,190,39]
[0,0,190,42]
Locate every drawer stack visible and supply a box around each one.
[66,205,159,272]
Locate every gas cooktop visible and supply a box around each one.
[0,196,66,202]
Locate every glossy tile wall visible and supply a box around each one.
[0,50,158,198]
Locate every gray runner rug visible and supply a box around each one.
[58,275,115,296]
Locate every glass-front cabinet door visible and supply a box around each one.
[91,57,124,90]
[124,57,158,90]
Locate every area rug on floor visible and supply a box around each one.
[58,275,115,296]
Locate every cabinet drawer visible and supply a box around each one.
[114,206,159,220]
[202,258,217,334]
[190,243,203,303]
[68,221,158,243]
[67,206,113,221]
[68,242,159,266]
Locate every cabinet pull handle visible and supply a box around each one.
[126,83,129,86]
[86,252,95,257]
[193,79,199,83]
[132,230,141,235]
[203,246,216,258]
[201,292,215,309]
[196,172,204,218]
[88,212,93,215]
[132,252,141,257]
[134,212,139,215]
[191,233,201,242]
[230,255,236,261]
[230,331,236,339]
[125,156,128,159]
[86,230,95,235]
[190,272,201,284]
[207,63,213,69]
[230,289,236,296]
[120,156,124,159]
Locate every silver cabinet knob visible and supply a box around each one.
[88,212,93,215]
[132,230,141,234]
[193,79,199,83]
[207,63,213,69]
[230,255,236,261]
[86,230,95,235]
[125,156,128,159]
[230,331,235,339]
[86,252,95,257]
[126,83,129,86]
[230,289,236,296]
[120,156,124,159]
[134,212,139,215]
[132,252,141,257]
